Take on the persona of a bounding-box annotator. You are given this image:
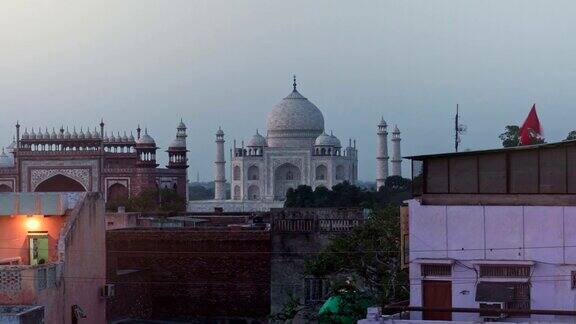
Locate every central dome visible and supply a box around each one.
[266,88,325,148]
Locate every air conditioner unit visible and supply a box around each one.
[479,302,507,320]
[101,284,115,299]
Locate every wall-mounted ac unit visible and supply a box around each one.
[101,284,115,299]
[479,302,507,320]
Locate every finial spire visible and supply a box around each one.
[293,75,297,91]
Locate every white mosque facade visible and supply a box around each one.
[188,79,401,212]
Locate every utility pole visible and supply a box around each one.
[454,104,467,152]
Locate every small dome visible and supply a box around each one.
[314,132,333,146]
[129,132,135,142]
[110,133,116,142]
[216,127,224,136]
[103,132,109,142]
[178,119,187,130]
[0,149,12,168]
[42,128,49,140]
[50,128,57,139]
[86,128,92,139]
[30,128,36,140]
[393,125,400,134]
[247,130,267,147]
[65,127,71,139]
[72,128,78,139]
[330,132,342,148]
[122,131,128,142]
[378,117,387,127]
[169,138,186,148]
[22,129,29,140]
[137,128,156,145]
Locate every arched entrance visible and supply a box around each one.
[35,174,86,192]
[274,163,301,200]
[247,185,260,200]
[107,183,129,201]
[0,184,12,192]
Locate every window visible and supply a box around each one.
[421,264,451,277]
[286,171,294,180]
[479,265,530,278]
[304,277,329,305]
[571,271,576,289]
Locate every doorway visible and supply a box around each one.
[422,280,452,320]
[29,234,48,265]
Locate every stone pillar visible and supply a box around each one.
[214,127,226,200]
[391,125,402,177]
[376,118,388,190]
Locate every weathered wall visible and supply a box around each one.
[57,192,107,324]
[0,215,65,264]
[106,228,271,322]
[409,200,576,322]
[270,208,364,318]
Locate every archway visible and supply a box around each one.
[35,174,86,192]
[233,185,241,200]
[247,185,260,200]
[336,165,346,180]
[315,165,327,181]
[233,166,241,181]
[0,184,12,192]
[107,183,129,201]
[274,163,301,199]
[248,165,259,180]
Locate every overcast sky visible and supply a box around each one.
[1,0,575,181]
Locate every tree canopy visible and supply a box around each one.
[106,188,187,213]
[284,178,411,209]
[306,206,408,315]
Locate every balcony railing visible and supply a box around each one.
[0,263,61,295]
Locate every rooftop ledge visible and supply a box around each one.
[0,192,83,216]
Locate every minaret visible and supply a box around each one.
[391,125,402,177]
[376,117,389,190]
[214,127,226,200]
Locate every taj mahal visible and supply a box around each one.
[189,77,403,212]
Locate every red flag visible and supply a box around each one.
[519,104,542,145]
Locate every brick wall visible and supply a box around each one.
[107,228,271,322]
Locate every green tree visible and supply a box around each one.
[566,130,576,141]
[305,206,408,305]
[499,125,520,147]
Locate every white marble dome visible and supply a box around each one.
[247,130,267,147]
[0,149,12,168]
[314,132,333,146]
[266,88,324,147]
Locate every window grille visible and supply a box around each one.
[479,265,530,278]
[506,282,531,317]
[572,271,576,289]
[304,277,329,305]
[36,268,47,291]
[421,264,451,277]
[0,270,21,291]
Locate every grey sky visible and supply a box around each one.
[1,0,575,181]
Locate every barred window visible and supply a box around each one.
[479,265,530,278]
[304,277,329,305]
[421,263,451,277]
[507,282,531,318]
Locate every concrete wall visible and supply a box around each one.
[270,208,364,318]
[56,192,107,324]
[408,199,576,322]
